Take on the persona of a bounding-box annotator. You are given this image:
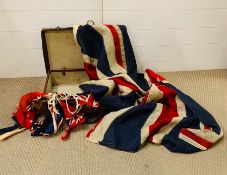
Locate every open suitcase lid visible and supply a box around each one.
[41,27,84,74]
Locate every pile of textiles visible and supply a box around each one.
[0,92,105,141]
[0,24,223,153]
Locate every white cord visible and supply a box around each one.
[64,94,88,115]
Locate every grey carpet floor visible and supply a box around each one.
[0,69,226,175]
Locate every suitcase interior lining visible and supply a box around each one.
[44,29,84,71]
[46,71,89,95]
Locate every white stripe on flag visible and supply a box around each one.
[118,85,133,95]
[145,84,163,103]
[83,54,98,66]
[87,106,134,144]
[144,72,152,87]
[52,113,58,133]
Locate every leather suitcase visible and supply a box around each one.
[41,27,89,95]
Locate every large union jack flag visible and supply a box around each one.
[74,24,223,153]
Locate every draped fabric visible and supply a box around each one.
[74,24,223,153]
[0,92,104,141]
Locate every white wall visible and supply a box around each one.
[0,0,102,77]
[0,0,227,77]
[103,0,227,72]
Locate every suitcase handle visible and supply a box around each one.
[87,20,95,25]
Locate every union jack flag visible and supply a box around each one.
[74,24,223,153]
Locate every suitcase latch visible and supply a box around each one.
[62,70,66,76]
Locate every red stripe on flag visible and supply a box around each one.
[110,77,139,91]
[157,84,178,118]
[204,125,211,130]
[145,69,165,83]
[105,25,124,68]
[148,105,175,141]
[84,62,99,80]
[180,128,213,149]
[148,85,178,142]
